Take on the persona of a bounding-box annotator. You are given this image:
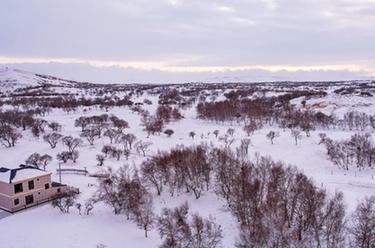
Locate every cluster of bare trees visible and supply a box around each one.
[156,105,183,123]
[93,166,154,237]
[211,149,346,247]
[139,104,183,138]
[141,114,165,137]
[56,136,82,164]
[196,95,335,133]
[25,153,52,170]
[52,191,94,215]
[321,133,375,170]
[338,111,375,131]
[140,144,375,246]
[141,146,211,199]
[5,95,133,111]
[157,203,223,248]
[92,165,223,244]
[75,114,129,146]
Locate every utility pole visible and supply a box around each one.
[58,162,62,184]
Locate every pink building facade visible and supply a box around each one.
[0,165,67,212]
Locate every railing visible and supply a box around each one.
[56,167,88,176]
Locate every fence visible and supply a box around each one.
[56,167,88,176]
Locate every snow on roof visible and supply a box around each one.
[0,165,51,184]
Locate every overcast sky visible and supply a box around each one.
[1,0,375,83]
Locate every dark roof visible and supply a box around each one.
[0,167,9,173]
[52,181,66,187]
[0,164,47,183]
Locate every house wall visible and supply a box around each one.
[0,180,13,195]
[0,194,12,211]
[0,173,66,212]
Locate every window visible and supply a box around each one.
[25,195,34,205]
[14,199,19,205]
[28,180,34,190]
[14,183,23,194]
[57,188,61,193]
[45,183,50,190]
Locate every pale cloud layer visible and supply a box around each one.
[0,0,374,83]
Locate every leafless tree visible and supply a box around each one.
[266,131,279,144]
[43,132,62,149]
[219,135,235,149]
[62,136,82,152]
[51,191,77,213]
[157,203,222,248]
[134,193,155,238]
[96,154,105,166]
[103,128,121,144]
[189,131,196,139]
[80,126,100,145]
[290,129,302,145]
[75,116,90,132]
[0,124,22,147]
[56,151,71,163]
[136,140,152,157]
[350,196,375,248]
[121,133,137,150]
[227,128,235,137]
[48,122,62,132]
[213,130,219,138]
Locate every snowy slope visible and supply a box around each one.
[0,68,77,92]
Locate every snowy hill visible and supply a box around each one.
[0,68,78,92]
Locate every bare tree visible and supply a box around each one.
[135,140,152,157]
[62,136,82,152]
[157,203,222,248]
[121,133,137,150]
[103,128,121,144]
[96,154,105,166]
[290,129,302,145]
[43,132,62,149]
[51,191,77,213]
[48,122,62,132]
[134,193,155,238]
[351,196,375,248]
[266,131,279,144]
[190,214,223,248]
[80,126,100,145]
[56,151,71,163]
[40,154,52,170]
[0,124,22,147]
[227,128,235,137]
[219,135,235,149]
[75,116,90,132]
[213,130,219,138]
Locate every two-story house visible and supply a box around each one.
[0,164,67,212]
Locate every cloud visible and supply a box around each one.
[1,62,372,84]
[0,0,374,82]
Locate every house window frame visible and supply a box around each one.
[14,183,23,194]
[45,183,50,190]
[25,194,34,205]
[28,180,34,190]
[14,198,19,205]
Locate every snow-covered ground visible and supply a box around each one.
[1,70,375,247]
